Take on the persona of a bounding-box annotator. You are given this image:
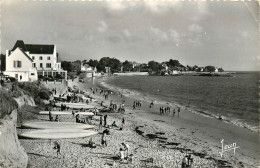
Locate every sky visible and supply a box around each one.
[1,0,259,71]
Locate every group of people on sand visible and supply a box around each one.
[109,101,117,112]
[158,106,181,117]
[99,114,125,130]
[48,111,60,122]
[159,106,171,114]
[133,100,142,109]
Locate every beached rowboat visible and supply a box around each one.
[19,129,98,139]
[38,111,94,116]
[22,121,94,129]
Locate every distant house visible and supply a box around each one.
[162,63,169,71]
[5,40,67,81]
[105,67,111,74]
[81,63,97,77]
[81,63,95,72]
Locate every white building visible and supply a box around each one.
[5,43,38,82]
[5,40,67,81]
[81,63,95,72]
[81,63,97,77]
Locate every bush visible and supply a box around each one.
[55,74,63,79]
[38,90,50,100]
[17,82,51,104]
[0,88,18,119]
[9,89,23,98]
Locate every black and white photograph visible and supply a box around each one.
[0,0,259,167]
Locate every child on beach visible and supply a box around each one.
[55,115,60,122]
[112,121,119,128]
[119,148,125,161]
[53,141,61,158]
[181,155,188,168]
[88,138,96,148]
[173,109,176,117]
[122,143,130,158]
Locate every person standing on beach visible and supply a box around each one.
[49,110,53,121]
[122,143,130,158]
[104,115,107,127]
[173,109,176,117]
[99,116,103,130]
[178,107,180,117]
[120,118,125,130]
[181,155,188,168]
[101,131,108,147]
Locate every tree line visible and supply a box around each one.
[61,57,224,75]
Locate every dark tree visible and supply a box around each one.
[87,59,99,68]
[61,61,73,72]
[122,60,132,71]
[148,61,160,71]
[0,54,6,72]
[205,66,216,72]
[166,59,181,67]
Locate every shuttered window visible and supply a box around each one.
[13,61,22,68]
[17,61,22,68]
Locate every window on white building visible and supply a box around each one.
[40,63,43,68]
[13,61,22,68]
[32,63,36,67]
[47,57,50,60]
[32,56,35,60]
[15,74,18,79]
[46,63,51,68]
[40,56,43,60]
[17,61,22,68]
[31,73,35,76]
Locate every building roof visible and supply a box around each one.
[25,44,55,54]
[11,40,55,55]
[11,40,28,52]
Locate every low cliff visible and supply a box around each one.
[0,82,49,168]
[0,110,28,168]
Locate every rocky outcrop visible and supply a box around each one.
[0,110,28,168]
[14,94,35,108]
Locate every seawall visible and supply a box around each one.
[113,72,149,76]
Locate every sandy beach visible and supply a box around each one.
[17,77,260,168]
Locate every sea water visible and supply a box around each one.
[96,72,259,132]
